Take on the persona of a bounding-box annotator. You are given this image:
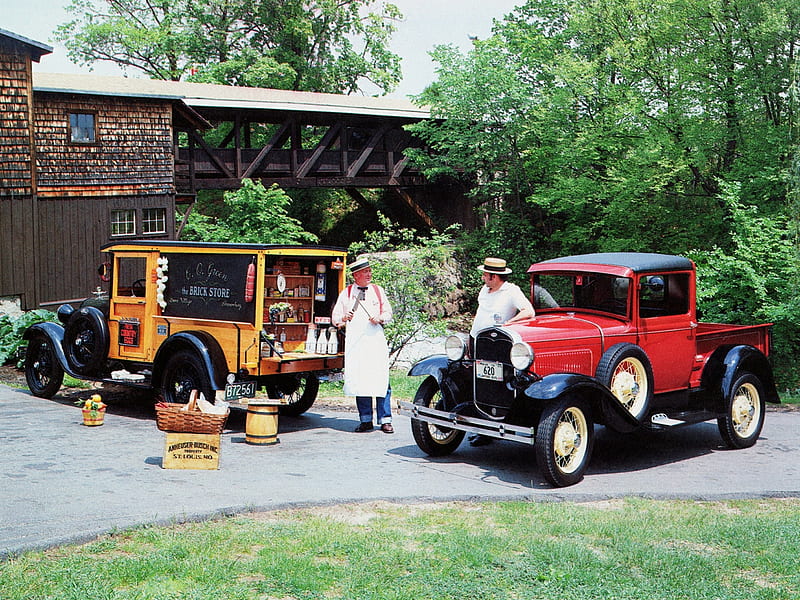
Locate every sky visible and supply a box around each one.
[1,0,521,99]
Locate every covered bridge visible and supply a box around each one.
[0,29,471,311]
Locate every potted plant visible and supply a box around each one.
[75,394,107,426]
[268,301,291,324]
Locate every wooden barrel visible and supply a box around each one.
[245,403,279,445]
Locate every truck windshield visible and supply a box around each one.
[533,273,631,317]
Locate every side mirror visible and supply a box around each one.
[646,276,664,292]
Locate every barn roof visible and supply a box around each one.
[33,72,429,120]
[0,29,52,62]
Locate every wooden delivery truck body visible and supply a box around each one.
[24,241,347,415]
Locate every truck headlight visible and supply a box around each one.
[445,335,466,361]
[510,342,534,371]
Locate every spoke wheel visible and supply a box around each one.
[411,376,465,456]
[63,306,109,375]
[25,334,64,398]
[596,343,653,421]
[159,350,214,405]
[718,373,765,449]
[276,373,319,416]
[535,397,594,487]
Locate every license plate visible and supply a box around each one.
[475,360,504,381]
[224,380,257,401]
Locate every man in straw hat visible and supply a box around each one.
[331,256,395,433]
[470,257,534,339]
[468,257,535,445]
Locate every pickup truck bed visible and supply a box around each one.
[696,322,771,357]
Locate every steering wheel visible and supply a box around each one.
[131,279,146,297]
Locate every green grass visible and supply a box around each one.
[63,374,94,389]
[319,370,420,400]
[780,390,800,405]
[2,499,799,599]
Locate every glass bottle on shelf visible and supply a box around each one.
[315,328,328,354]
[304,325,317,353]
[326,327,338,354]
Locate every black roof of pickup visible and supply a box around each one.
[537,252,694,273]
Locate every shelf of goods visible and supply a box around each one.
[265,274,314,351]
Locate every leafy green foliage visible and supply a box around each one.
[690,182,800,388]
[0,310,56,367]
[349,215,458,364]
[181,179,318,245]
[408,0,800,386]
[411,0,798,257]
[55,0,403,94]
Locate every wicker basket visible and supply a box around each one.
[155,403,229,434]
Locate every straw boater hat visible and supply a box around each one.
[349,256,371,273]
[477,257,512,275]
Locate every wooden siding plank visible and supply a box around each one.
[33,95,175,197]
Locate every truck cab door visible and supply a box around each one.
[107,252,153,361]
[635,273,695,393]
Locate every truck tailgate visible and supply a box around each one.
[696,322,771,357]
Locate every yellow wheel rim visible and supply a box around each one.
[611,357,648,416]
[553,407,589,474]
[731,382,761,438]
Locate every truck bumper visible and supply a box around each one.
[398,400,536,445]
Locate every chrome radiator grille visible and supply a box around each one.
[473,329,515,419]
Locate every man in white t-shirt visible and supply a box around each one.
[469,257,535,445]
[470,257,534,338]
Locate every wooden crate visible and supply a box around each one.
[163,433,221,470]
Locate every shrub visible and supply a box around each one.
[349,215,459,365]
[0,309,57,367]
[689,181,800,389]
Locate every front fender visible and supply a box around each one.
[409,355,474,411]
[524,372,640,433]
[23,322,82,378]
[702,345,779,408]
[152,331,228,390]
[408,354,450,383]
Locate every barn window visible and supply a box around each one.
[69,113,95,143]
[142,208,167,234]
[111,209,136,236]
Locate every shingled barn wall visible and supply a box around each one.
[33,93,175,197]
[0,42,37,307]
[28,93,176,307]
[0,51,33,196]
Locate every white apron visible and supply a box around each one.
[342,297,390,398]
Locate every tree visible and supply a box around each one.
[181,179,318,244]
[348,214,458,365]
[408,0,800,386]
[690,182,800,389]
[54,0,403,94]
[410,0,800,256]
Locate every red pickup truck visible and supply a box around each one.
[400,253,778,487]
